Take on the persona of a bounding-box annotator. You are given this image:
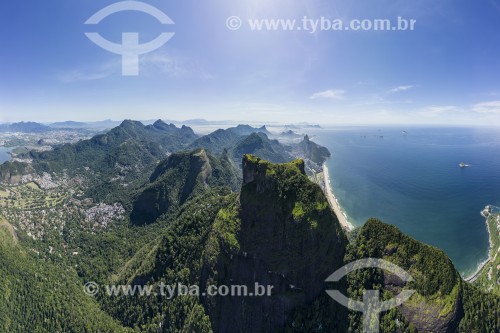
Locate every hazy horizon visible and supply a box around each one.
[3,117,500,129]
[4,117,500,130]
[1,0,500,125]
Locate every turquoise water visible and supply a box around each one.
[311,127,500,276]
[0,147,12,163]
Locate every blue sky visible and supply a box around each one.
[1,0,500,125]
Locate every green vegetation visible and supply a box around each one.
[459,281,499,332]
[241,155,335,233]
[0,182,67,209]
[212,205,241,252]
[0,215,17,244]
[473,213,500,296]
[233,132,289,163]
[102,189,235,332]
[188,128,242,155]
[344,219,499,333]
[0,160,31,183]
[0,221,130,332]
[199,155,348,332]
[188,126,325,169]
[297,134,331,165]
[131,149,240,224]
[25,120,197,173]
[0,123,498,333]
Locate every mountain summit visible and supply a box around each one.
[201,155,348,332]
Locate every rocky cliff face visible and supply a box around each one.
[399,289,463,333]
[345,219,465,333]
[0,161,31,185]
[297,135,331,164]
[202,155,347,332]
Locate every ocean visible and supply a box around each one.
[0,147,12,163]
[310,126,500,277]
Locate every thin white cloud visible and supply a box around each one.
[348,92,413,107]
[388,85,415,93]
[58,63,117,83]
[472,101,500,114]
[310,89,346,100]
[58,52,210,82]
[141,51,213,79]
[418,105,456,117]
[352,97,413,107]
[140,53,187,77]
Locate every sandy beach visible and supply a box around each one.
[322,164,354,231]
[465,210,495,283]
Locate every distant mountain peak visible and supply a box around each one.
[49,121,88,128]
[228,124,271,136]
[258,125,270,133]
[119,119,143,128]
[0,121,51,133]
[153,119,168,126]
[152,119,177,128]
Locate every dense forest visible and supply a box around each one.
[0,121,498,332]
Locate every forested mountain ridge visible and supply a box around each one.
[344,219,499,332]
[131,149,240,224]
[96,156,498,332]
[188,125,330,173]
[233,132,290,163]
[0,216,131,332]
[96,155,348,331]
[187,124,271,155]
[187,125,286,164]
[0,121,330,188]
[0,121,498,332]
[21,119,198,174]
[0,120,198,185]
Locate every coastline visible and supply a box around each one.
[464,209,494,283]
[322,163,354,232]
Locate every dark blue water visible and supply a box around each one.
[0,147,12,163]
[311,127,500,276]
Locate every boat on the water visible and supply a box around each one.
[459,162,470,168]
